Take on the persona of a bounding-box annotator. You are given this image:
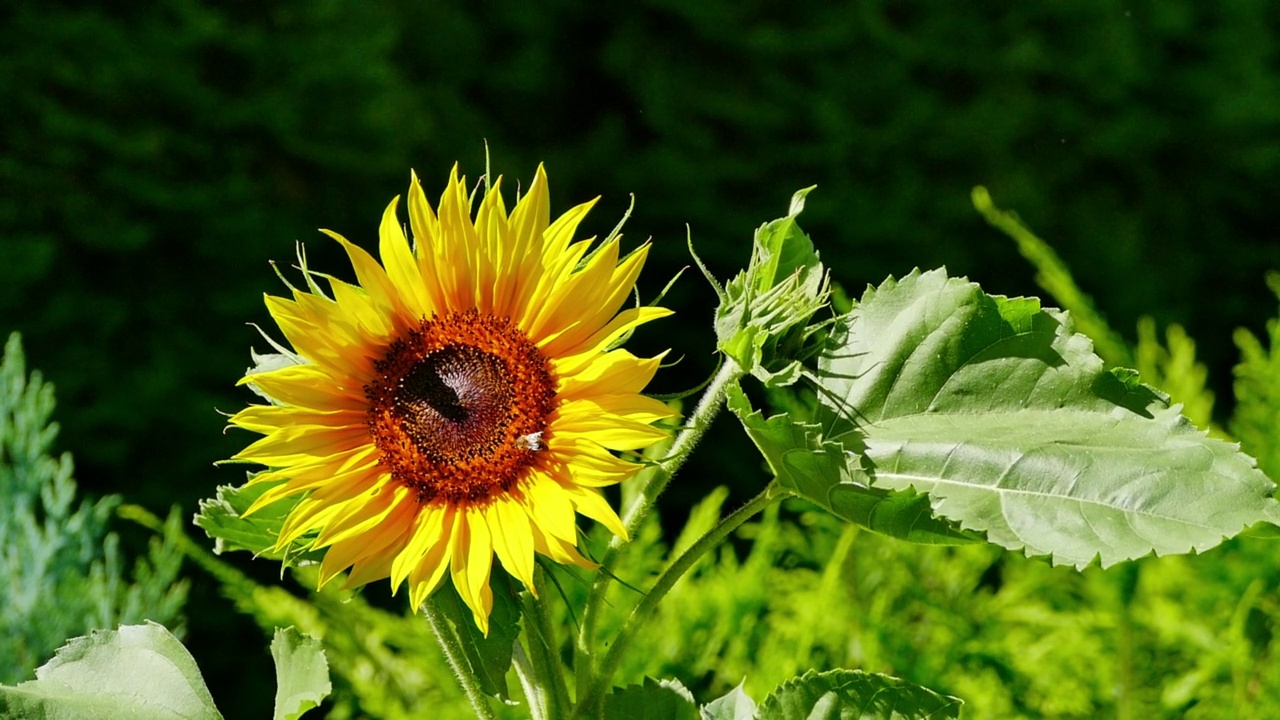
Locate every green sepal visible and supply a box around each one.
[193,474,322,566]
[714,187,830,386]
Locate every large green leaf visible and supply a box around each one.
[757,669,961,720]
[727,381,978,545]
[0,622,221,720]
[814,268,1277,568]
[604,677,699,720]
[271,627,331,720]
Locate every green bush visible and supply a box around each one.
[0,333,188,683]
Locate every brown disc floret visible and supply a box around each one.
[365,309,557,503]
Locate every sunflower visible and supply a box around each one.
[229,165,675,633]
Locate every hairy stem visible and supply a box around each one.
[523,570,572,717]
[423,598,497,720]
[512,642,549,720]
[573,358,743,694]
[575,483,782,718]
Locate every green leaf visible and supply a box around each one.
[0,622,221,720]
[604,677,699,720]
[271,627,331,720]
[757,669,961,720]
[815,268,1278,568]
[727,381,978,545]
[432,572,522,700]
[701,681,758,720]
[193,476,319,564]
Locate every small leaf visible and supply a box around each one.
[432,572,523,700]
[815,268,1278,568]
[0,622,221,720]
[701,680,758,720]
[271,627,331,720]
[752,185,819,292]
[194,475,319,563]
[604,677,699,720]
[758,669,960,720]
[727,382,978,545]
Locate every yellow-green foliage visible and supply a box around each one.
[1231,273,1280,480]
[587,498,1280,719]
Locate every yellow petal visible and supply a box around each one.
[319,499,414,588]
[474,176,510,313]
[525,238,620,344]
[433,165,479,310]
[556,349,665,400]
[503,165,551,316]
[229,405,365,434]
[556,481,628,540]
[542,437,643,487]
[313,484,412,549]
[408,508,457,609]
[450,506,495,636]
[243,462,383,518]
[552,412,670,451]
[320,229,401,323]
[240,364,363,412]
[379,196,433,318]
[392,503,448,589]
[528,520,595,569]
[560,394,677,426]
[550,306,674,373]
[523,471,578,544]
[486,500,536,591]
[408,170,449,312]
[233,423,370,466]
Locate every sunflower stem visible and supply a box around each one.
[574,482,782,719]
[423,597,498,720]
[522,570,572,718]
[512,641,550,720]
[573,357,743,697]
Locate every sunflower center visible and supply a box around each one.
[365,310,556,504]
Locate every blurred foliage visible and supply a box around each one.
[599,502,1280,719]
[1232,273,1280,481]
[975,187,1220,432]
[4,0,1280,713]
[0,333,187,684]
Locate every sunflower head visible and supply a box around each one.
[229,165,675,633]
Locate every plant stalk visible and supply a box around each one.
[512,641,549,720]
[573,358,743,695]
[423,597,498,720]
[523,570,572,717]
[574,483,782,718]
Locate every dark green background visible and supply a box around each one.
[3,1,1279,714]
